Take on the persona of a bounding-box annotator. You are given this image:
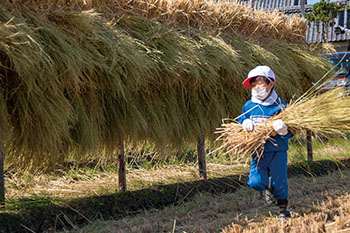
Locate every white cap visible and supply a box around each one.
[242,65,276,88]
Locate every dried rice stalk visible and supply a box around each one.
[0,0,330,172]
[216,87,350,158]
[3,0,307,43]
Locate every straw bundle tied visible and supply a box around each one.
[216,87,350,158]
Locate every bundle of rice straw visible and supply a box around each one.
[4,0,307,43]
[215,86,350,158]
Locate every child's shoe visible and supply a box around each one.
[279,209,291,219]
[277,199,291,219]
[264,189,276,206]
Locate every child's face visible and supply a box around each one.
[251,76,274,92]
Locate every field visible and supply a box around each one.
[76,169,350,233]
[1,137,350,232]
[0,1,348,232]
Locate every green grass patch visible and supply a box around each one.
[289,136,350,163]
[5,196,54,211]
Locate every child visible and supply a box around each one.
[238,65,293,219]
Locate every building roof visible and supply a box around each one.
[239,0,350,43]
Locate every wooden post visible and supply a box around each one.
[197,134,207,180]
[0,133,4,208]
[117,142,126,192]
[306,130,313,161]
[300,0,305,17]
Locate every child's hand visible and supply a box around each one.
[242,119,255,132]
[273,119,288,136]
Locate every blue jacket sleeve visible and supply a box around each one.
[281,130,294,139]
[238,104,249,124]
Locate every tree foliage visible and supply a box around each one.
[306,0,345,42]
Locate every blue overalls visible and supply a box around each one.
[238,93,293,200]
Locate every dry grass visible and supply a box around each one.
[314,146,347,157]
[5,163,247,200]
[4,139,348,207]
[224,181,350,233]
[2,143,350,232]
[4,0,306,43]
[73,169,350,233]
[0,3,331,172]
[5,170,118,200]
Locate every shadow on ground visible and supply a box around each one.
[1,158,349,233]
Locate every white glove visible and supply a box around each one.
[273,119,288,136]
[242,119,255,132]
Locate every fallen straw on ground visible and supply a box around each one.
[216,87,350,158]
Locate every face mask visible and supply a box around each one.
[252,87,270,100]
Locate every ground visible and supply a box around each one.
[74,169,350,233]
[1,137,350,232]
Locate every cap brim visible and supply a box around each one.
[242,77,253,88]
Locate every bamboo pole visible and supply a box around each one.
[117,142,126,192]
[197,134,207,180]
[0,133,4,208]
